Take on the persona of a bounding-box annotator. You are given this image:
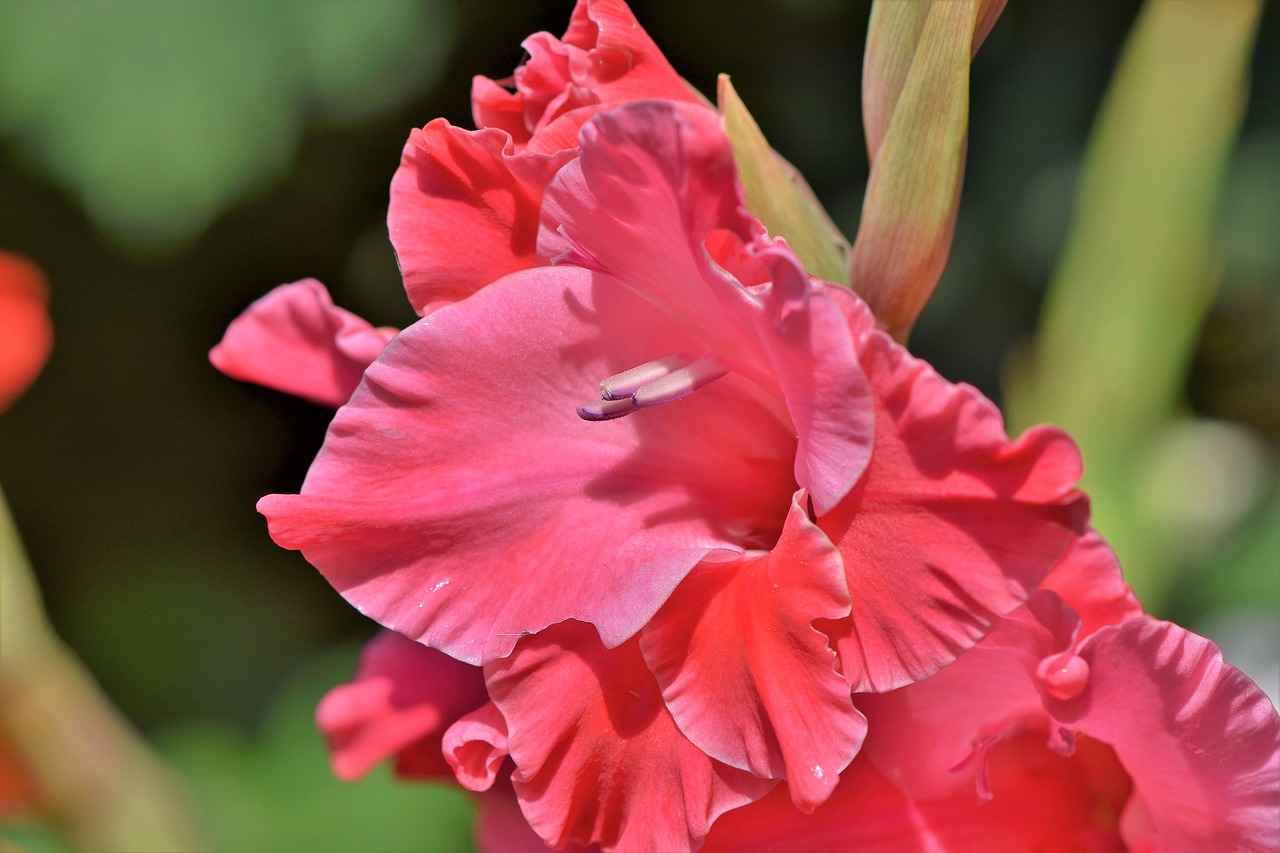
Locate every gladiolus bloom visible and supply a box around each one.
[260,99,1087,851]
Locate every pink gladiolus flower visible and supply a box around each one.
[388,0,705,314]
[259,99,1088,851]
[700,534,1280,852]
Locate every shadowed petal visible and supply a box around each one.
[641,492,863,811]
[700,761,940,853]
[858,592,1076,800]
[315,630,488,781]
[1041,529,1143,639]
[486,622,775,853]
[474,777,601,853]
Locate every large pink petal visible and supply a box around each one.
[485,622,776,853]
[819,327,1089,692]
[640,492,862,811]
[387,121,575,314]
[539,102,761,363]
[314,630,487,781]
[209,279,395,408]
[259,266,798,665]
[1047,618,1280,852]
[540,101,875,513]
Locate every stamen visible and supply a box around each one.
[577,398,638,421]
[633,357,729,407]
[599,354,689,400]
[577,354,730,422]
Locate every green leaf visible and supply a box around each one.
[718,75,850,286]
[1005,0,1263,609]
[0,0,456,248]
[160,646,476,853]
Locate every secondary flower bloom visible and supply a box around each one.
[316,630,602,853]
[388,0,705,313]
[0,251,53,413]
[260,99,1088,850]
[699,534,1280,852]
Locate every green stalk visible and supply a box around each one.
[0,487,203,851]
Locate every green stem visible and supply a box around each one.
[0,486,203,851]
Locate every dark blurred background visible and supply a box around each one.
[0,1,1276,848]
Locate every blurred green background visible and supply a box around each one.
[0,1,1276,849]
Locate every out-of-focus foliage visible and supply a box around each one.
[1005,0,1264,610]
[159,647,476,853]
[0,0,455,247]
[1,489,202,851]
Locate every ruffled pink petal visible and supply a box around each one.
[1046,618,1280,852]
[552,0,699,109]
[470,75,530,143]
[260,265,798,665]
[209,279,395,408]
[818,327,1089,693]
[475,0,699,146]
[387,121,576,314]
[441,701,509,792]
[314,630,487,781]
[640,491,863,811]
[538,102,761,361]
[1040,530,1143,639]
[539,101,875,514]
[485,621,776,853]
